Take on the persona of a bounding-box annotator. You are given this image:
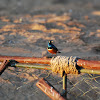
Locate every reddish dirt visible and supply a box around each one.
[0,0,100,100]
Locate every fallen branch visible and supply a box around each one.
[77,59,100,70]
[0,60,9,75]
[0,56,50,64]
[36,78,66,100]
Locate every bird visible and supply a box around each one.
[47,40,61,54]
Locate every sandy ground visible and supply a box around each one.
[0,0,100,100]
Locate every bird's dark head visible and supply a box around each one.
[49,40,53,44]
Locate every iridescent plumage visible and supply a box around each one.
[47,40,61,54]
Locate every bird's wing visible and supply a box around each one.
[52,44,58,51]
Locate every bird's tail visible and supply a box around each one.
[57,51,61,53]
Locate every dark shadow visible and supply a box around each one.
[0,60,18,75]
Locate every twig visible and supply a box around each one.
[80,69,100,74]
[14,63,100,75]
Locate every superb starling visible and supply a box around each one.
[47,40,61,54]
